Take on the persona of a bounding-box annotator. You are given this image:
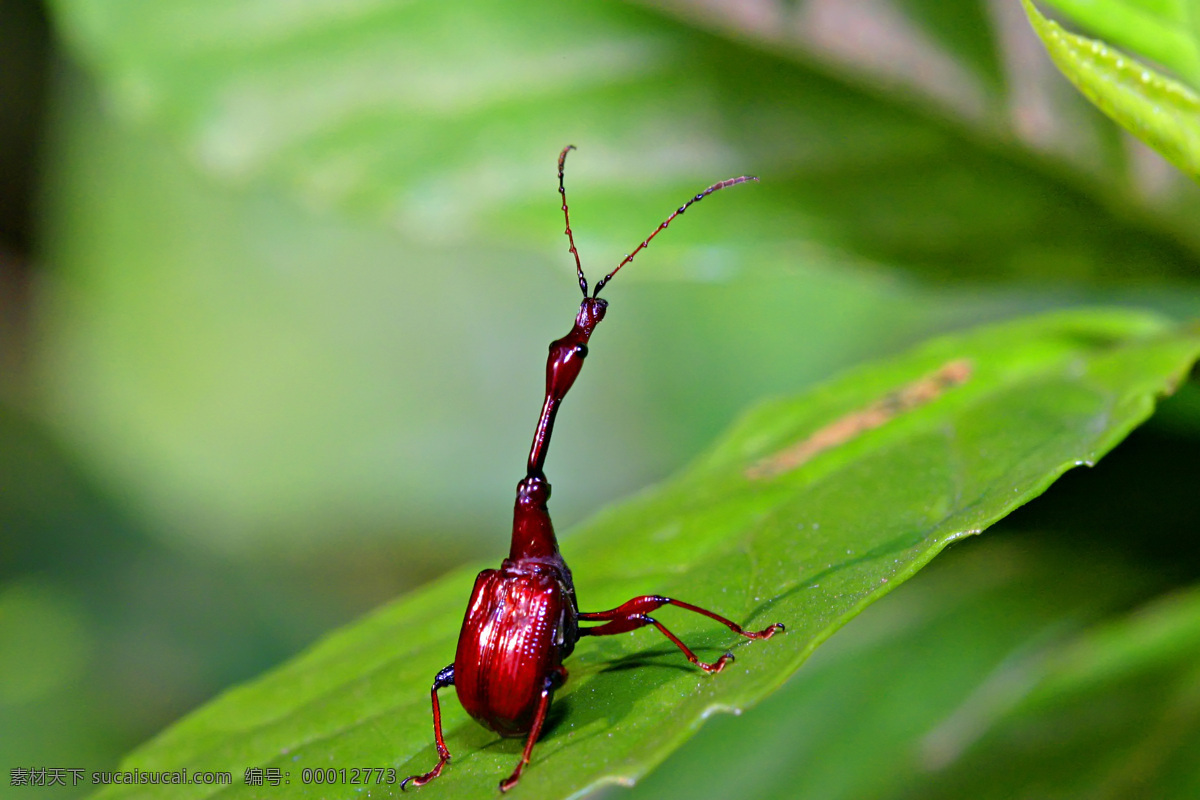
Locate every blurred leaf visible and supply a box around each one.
[641,0,1011,128]
[0,399,374,789]
[1023,0,1200,182]
[35,3,1200,549]
[892,0,1006,94]
[1039,0,1200,87]
[45,0,1200,279]
[0,580,89,705]
[92,309,1200,799]
[39,80,957,550]
[640,0,1200,210]
[910,581,1200,799]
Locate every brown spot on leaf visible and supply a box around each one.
[747,358,973,479]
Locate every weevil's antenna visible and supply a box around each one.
[591,174,757,298]
[557,145,588,298]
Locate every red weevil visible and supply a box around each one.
[401,146,783,793]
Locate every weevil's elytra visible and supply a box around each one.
[400,147,783,793]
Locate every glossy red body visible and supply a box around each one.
[400,147,779,794]
[454,557,577,736]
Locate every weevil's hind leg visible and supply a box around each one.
[499,665,567,793]
[400,664,455,791]
[579,607,730,673]
[578,595,784,673]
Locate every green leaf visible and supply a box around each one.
[1038,0,1200,87]
[93,309,1200,799]
[630,533,1200,799]
[1023,0,1200,182]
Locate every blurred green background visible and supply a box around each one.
[1,1,1198,797]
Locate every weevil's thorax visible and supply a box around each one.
[509,474,560,562]
[453,560,578,737]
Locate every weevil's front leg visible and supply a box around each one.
[401,664,455,790]
[499,665,567,793]
[579,595,784,673]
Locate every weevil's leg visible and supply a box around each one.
[400,664,455,791]
[579,596,784,673]
[499,665,567,793]
[581,595,784,639]
[580,609,731,672]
